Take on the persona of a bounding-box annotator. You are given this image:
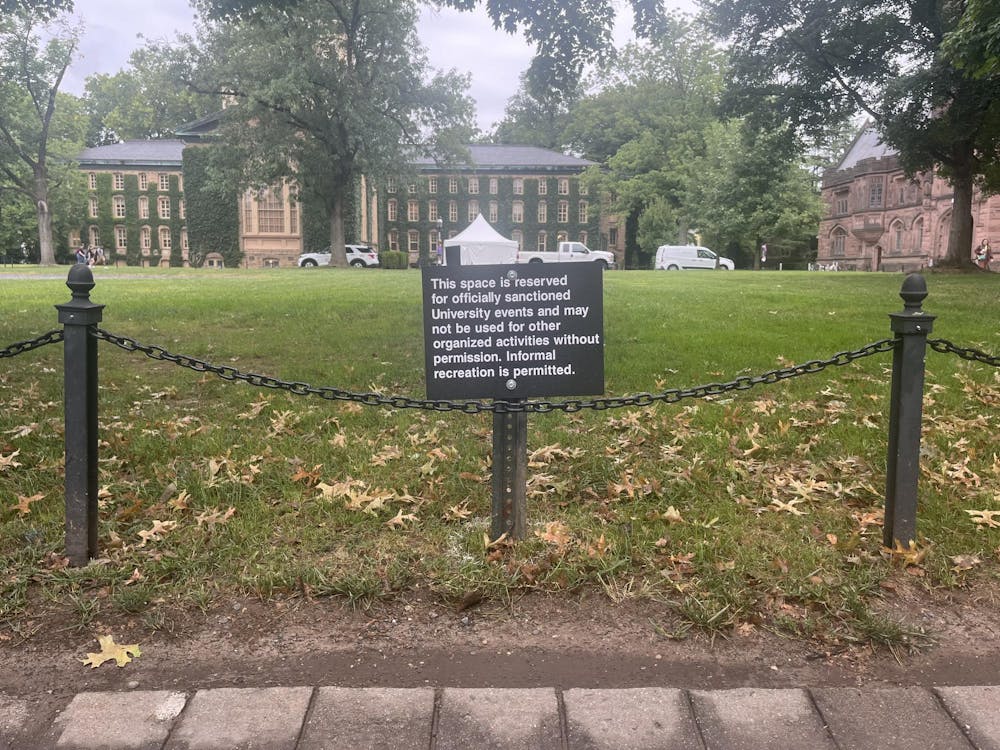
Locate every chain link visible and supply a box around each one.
[93,327,898,414]
[928,339,1000,367]
[0,329,64,359]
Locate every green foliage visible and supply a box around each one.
[182,146,241,268]
[378,250,409,269]
[190,0,475,267]
[489,73,580,149]
[943,0,1000,79]
[83,42,216,146]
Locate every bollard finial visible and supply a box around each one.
[66,264,95,301]
[899,273,927,312]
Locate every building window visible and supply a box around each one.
[893,222,904,253]
[868,177,883,208]
[159,226,172,249]
[558,178,569,195]
[113,173,124,190]
[257,189,284,233]
[448,177,459,194]
[578,200,588,223]
[557,230,568,243]
[489,178,498,194]
[141,226,151,250]
[158,196,171,220]
[513,178,523,195]
[242,194,254,233]
[289,199,298,234]
[428,200,438,222]
[430,230,441,260]
[181,228,189,251]
[389,229,399,251]
[407,199,419,222]
[449,200,458,222]
[511,229,522,249]
[835,192,848,215]
[387,198,398,221]
[428,177,437,194]
[488,200,498,223]
[558,200,569,223]
[579,182,588,196]
[112,196,126,218]
[513,200,523,223]
[832,228,847,257]
[537,201,547,223]
[139,196,149,219]
[609,227,618,248]
[387,177,396,193]
[579,231,588,246]
[468,177,479,195]
[468,199,479,222]
[537,231,547,252]
[407,229,419,255]
[158,173,170,191]
[88,173,96,190]
[407,183,416,194]
[88,197,99,218]
[138,173,147,190]
[89,226,100,247]
[179,199,186,219]
[115,225,127,249]
[914,218,924,250]
[537,179,547,195]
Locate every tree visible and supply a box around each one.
[489,73,578,149]
[83,40,216,146]
[705,0,1000,268]
[191,0,475,266]
[0,0,70,17]
[195,0,669,98]
[944,0,1000,79]
[0,12,85,265]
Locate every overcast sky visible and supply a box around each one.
[64,0,696,134]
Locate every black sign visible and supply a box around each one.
[423,263,604,400]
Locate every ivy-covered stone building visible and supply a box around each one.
[75,135,618,269]
[818,126,1000,271]
[380,145,613,267]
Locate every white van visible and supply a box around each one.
[654,245,734,270]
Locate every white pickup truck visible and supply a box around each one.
[518,241,616,269]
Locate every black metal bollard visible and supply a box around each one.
[883,273,935,550]
[492,403,527,541]
[56,265,104,566]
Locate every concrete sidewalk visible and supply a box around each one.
[3,684,999,749]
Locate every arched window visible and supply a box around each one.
[139,196,149,219]
[537,231,547,252]
[468,199,479,222]
[387,198,397,221]
[913,218,924,251]
[511,229,523,249]
[831,227,847,257]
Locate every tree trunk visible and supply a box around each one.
[942,170,976,269]
[327,191,347,267]
[35,171,55,266]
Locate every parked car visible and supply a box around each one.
[654,245,734,270]
[298,245,380,268]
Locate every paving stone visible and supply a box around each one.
[936,686,1000,750]
[564,687,703,750]
[297,687,433,750]
[164,687,312,750]
[0,693,30,750]
[691,687,836,750]
[436,688,561,750]
[812,687,971,750]
[53,690,187,750]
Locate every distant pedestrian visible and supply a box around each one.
[975,239,992,270]
[760,243,767,268]
[75,247,87,264]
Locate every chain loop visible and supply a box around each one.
[0,329,64,359]
[928,339,1000,367]
[89,328,900,414]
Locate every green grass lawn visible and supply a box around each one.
[1,267,998,647]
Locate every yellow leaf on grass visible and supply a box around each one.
[771,498,807,516]
[196,507,235,528]
[137,520,177,547]
[0,449,22,470]
[384,509,418,528]
[11,493,44,516]
[966,509,1000,529]
[536,520,571,547]
[81,635,141,669]
[662,506,684,524]
[951,554,982,572]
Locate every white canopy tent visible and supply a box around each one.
[442,214,518,266]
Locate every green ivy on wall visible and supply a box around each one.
[183,147,242,268]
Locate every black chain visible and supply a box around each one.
[928,339,1000,367]
[0,329,64,359]
[94,327,897,414]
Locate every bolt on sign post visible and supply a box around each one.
[423,263,605,540]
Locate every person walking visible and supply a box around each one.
[975,239,991,269]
